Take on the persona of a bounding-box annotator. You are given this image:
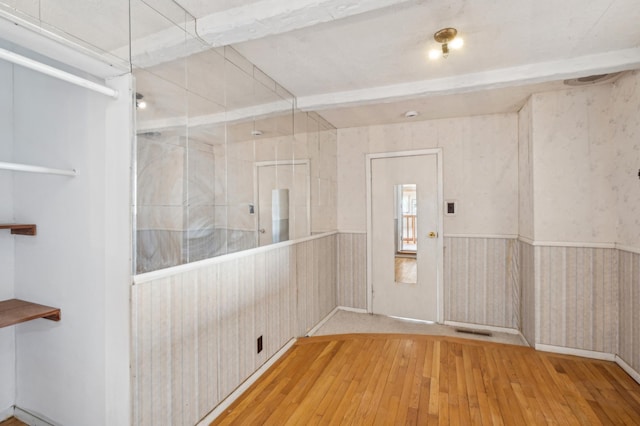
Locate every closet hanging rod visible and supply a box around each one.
[0,48,118,99]
[0,162,76,177]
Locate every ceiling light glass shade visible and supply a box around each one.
[428,49,441,60]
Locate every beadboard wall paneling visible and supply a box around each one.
[536,246,618,353]
[618,249,640,376]
[132,233,337,426]
[519,240,536,346]
[295,236,337,336]
[444,237,519,329]
[336,233,367,309]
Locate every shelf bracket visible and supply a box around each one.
[0,224,37,236]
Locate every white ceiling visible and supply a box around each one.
[3,0,640,128]
[225,0,640,127]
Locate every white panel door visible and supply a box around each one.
[371,154,439,321]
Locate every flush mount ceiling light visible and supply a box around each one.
[251,129,263,136]
[404,110,419,118]
[429,27,463,60]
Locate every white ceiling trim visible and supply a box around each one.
[296,47,640,111]
[195,0,414,46]
[128,0,413,68]
[137,98,293,133]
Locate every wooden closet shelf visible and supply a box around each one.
[0,224,37,236]
[0,299,61,328]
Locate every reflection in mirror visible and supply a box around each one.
[271,189,289,243]
[256,161,310,246]
[395,184,417,284]
[131,0,336,274]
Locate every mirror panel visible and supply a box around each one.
[131,1,335,274]
[394,184,417,284]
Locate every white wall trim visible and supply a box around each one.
[13,407,56,426]
[134,230,338,284]
[305,307,341,336]
[336,306,369,314]
[517,237,616,249]
[518,236,534,245]
[365,149,444,323]
[615,356,640,385]
[444,234,518,239]
[535,344,615,361]
[531,241,616,249]
[519,238,640,253]
[196,338,297,426]
[337,230,367,235]
[305,307,369,337]
[444,320,523,336]
[616,244,640,255]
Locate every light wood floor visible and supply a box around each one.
[212,334,640,425]
[0,417,27,426]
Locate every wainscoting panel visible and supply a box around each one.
[336,233,367,309]
[132,233,338,426]
[536,246,618,353]
[444,237,519,329]
[519,240,535,346]
[618,249,640,376]
[296,236,338,335]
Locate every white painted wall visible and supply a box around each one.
[337,113,519,235]
[531,86,617,243]
[611,71,640,249]
[0,57,16,421]
[9,62,132,425]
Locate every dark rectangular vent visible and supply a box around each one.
[455,327,492,337]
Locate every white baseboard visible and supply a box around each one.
[615,355,640,385]
[14,407,56,426]
[0,406,14,422]
[535,343,615,361]
[304,306,368,337]
[197,338,297,425]
[306,307,341,336]
[444,320,521,335]
[336,306,368,314]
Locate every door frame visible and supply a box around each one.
[254,159,311,245]
[365,149,444,323]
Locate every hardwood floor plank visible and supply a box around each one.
[211,334,640,425]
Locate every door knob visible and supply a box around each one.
[428,231,438,238]
[259,228,266,234]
